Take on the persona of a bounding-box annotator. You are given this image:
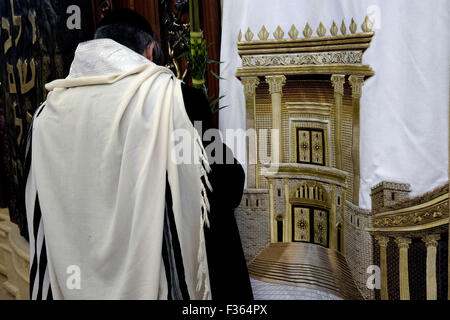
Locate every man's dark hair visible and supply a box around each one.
[95,23,153,54]
[94,9,166,66]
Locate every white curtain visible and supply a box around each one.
[219,0,450,209]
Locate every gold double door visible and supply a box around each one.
[292,206,329,248]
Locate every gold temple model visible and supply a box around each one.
[234,17,449,300]
[237,18,374,248]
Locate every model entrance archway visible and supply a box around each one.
[292,206,329,248]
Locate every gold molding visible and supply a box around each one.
[238,32,374,54]
[367,218,449,233]
[237,65,374,78]
[261,164,348,186]
[375,194,448,217]
[285,102,332,116]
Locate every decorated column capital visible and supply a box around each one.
[422,234,440,248]
[241,76,260,98]
[375,235,390,248]
[349,75,365,98]
[395,237,412,249]
[331,74,345,95]
[266,75,286,95]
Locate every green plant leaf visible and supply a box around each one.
[207,59,223,65]
[210,70,225,80]
[209,95,225,108]
[211,105,229,114]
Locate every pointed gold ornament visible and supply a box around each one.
[273,26,285,41]
[340,20,347,35]
[238,29,242,42]
[303,23,313,38]
[361,16,374,32]
[288,24,299,40]
[258,26,269,40]
[330,21,338,36]
[245,27,254,41]
[349,18,357,34]
[316,22,327,37]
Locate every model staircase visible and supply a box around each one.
[248,242,363,300]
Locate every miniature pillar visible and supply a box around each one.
[341,190,347,255]
[269,179,275,243]
[241,77,260,188]
[348,75,364,206]
[331,75,345,171]
[283,179,290,243]
[375,235,390,300]
[330,186,337,250]
[395,237,412,300]
[265,75,286,164]
[422,234,440,300]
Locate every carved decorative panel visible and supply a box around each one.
[313,209,328,247]
[311,130,324,165]
[297,130,311,163]
[293,207,310,242]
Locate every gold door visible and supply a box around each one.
[293,207,310,242]
[297,130,311,163]
[311,130,324,165]
[292,206,329,247]
[313,209,328,247]
[297,129,325,165]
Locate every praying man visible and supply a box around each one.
[22,9,253,300]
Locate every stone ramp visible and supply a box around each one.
[248,242,363,300]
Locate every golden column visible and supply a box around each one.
[241,77,260,188]
[349,76,365,205]
[265,75,286,164]
[422,234,440,300]
[375,235,390,300]
[330,186,337,250]
[331,75,345,171]
[341,189,347,255]
[395,237,412,300]
[269,179,276,243]
[283,178,290,243]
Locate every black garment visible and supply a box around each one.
[181,84,254,301]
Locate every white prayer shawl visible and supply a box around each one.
[25,39,211,299]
